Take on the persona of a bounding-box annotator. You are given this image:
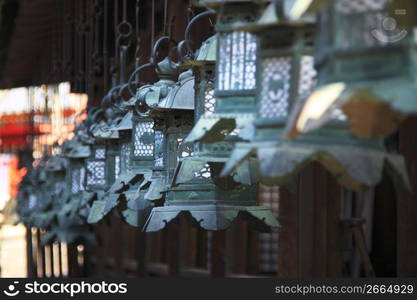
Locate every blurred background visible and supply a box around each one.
[0,84,87,276]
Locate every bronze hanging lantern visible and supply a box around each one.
[221,1,410,191]
[287,0,417,138]
[144,14,278,232]
[185,1,264,144]
[119,50,180,227]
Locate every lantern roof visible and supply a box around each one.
[194,34,217,64]
[111,110,133,131]
[62,137,91,159]
[157,70,195,111]
[45,156,67,172]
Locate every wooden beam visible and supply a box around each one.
[397,116,417,276]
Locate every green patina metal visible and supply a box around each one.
[93,58,181,227]
[186,1,264,143]
[144,26,277,232]
[289,0,417,138]
[221,1,410,191]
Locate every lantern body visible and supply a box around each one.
[85,144,108,191]
[117,58,180,227]
[186,1,263,143]
[221,1,410,191]
[292,0,417,138]
[144,37,278,232]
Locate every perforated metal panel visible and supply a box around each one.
[218,31,257,91]
[194,163,211,179]
[154,130,164,168]
[134,121,154,157]
[115,156,120,180]
[298,56,317,97]
[120,140,132,173]
[335,0,388,14]
[86,161,106,186]
[204,86,216,115]
[259,57,292,119]
[71,167,85,193]
[95,147,106,159]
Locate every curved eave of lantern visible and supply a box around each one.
[62,138,91,159]
[121,173,163,227]
[144,155,276,232]
[286,77,417,139]
[110,110,133,132]
[184,114,255,143]
[145,204,278,232]
[46,212,97,245]
[222,137,410,191]
[90,119,120,140]
[222,94,411,191]
[144,205,279,233]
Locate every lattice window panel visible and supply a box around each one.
[120,141,132,173]
[218,31,257,91]
[298,55,317,97]
[334,0,389,49]
[71,167,85,193]
[194,163,211,179]
[86,161,106,186]
[115,156,120,180]
[154,130,164,168]
[259,57,292,119]
[335,0,388,14]
[258,185,279,273]
[134,121,154,157]
[95,147,106,159]
[204,86,216,115]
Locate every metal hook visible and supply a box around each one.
[127,62,153,97]
[150,36,177,65]
[184,10,216,59]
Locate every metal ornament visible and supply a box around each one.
[116,57,179,227]
[287,0,417,138]
[144,26,277,232]
[221,1,410,191]
[186,1,263,143]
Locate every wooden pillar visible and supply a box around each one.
[210,231,226,277]
[26,226,36,278]
[277,186,299,278]
[397,116,417,276]
[136,231,147,277]
[67,243,79,277]
[277,163,342,278]
[167,221,180,277]
[57,243,63,277]
[36,229,46,277]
